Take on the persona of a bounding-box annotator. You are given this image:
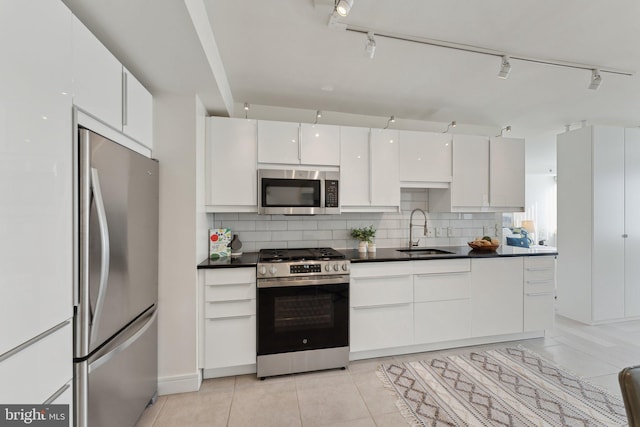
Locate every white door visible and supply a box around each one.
[399,130,452,183]
[592,126,625,322]
[122,67,153,149]
[370,129,400,207]
[300,123,340,166]
[206,117,257,210]
[489,137,525,208]
[257,120,300,164]
[625,128,640,317]
[451,135,489,208]
[340,126,371,207]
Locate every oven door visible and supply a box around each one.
[257,280,349,356]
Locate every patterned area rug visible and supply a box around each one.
[378,346,627,426]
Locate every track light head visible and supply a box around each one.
[498,55,511,79]
[244,102,250,111]
[335,0,353,17]
[443,120,457,133]
[497,125,512,137]
[365,32,376,59]
[589,69,602,90]
[384,115,395,129]
[314,110,322,125]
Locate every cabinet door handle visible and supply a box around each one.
[206,299,254,304]
[415,271,469,278]
[525,267,552,272]
[525,291,554,297]
[525,279,554,285]
[352,302,411,310]
[122,71,128,126]
[623,234,629,238]
[207,314,253,320]
[353,274,411,281]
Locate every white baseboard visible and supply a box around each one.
[158,371,202,396]
[203,364,256,379]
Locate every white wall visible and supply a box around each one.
[154,93,207,395]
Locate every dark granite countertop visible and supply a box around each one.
[197,246,557,268]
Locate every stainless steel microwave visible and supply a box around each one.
[258,169,340,215]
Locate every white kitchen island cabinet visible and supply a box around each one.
[200,268,257,378]
[471,257,524,337]
[399,130,452,187]
[1,0,74,409]
[205,117,258,212]
[557,125,640,324]
[257,120,340,166]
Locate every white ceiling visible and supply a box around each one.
[63,0,640,141]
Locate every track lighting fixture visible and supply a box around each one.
[244,102,250,119]
[314,110,322,125]
[335,0,353,17]
[442,120,456,133]
[496,125,512,137]
[498,55,511,79]
[384,115,395,129]
[365,32,376,59]
[589,69,602,90]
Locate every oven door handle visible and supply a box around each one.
[257,275,350,288]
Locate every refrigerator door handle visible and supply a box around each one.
[89,167,110,346]
[88,309,157,374]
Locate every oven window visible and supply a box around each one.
[274,294,334,331]
[262,178,320,207]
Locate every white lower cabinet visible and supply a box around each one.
[201,268,256,376]
[523,256,556,331]
[471,258,524,337]
[350,262,413,352]
[413,259,472,344]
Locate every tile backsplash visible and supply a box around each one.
[208,189,502,252]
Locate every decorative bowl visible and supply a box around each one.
[468,241,500,251]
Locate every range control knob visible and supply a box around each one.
[341,263,349,271]
[258,266,267,276]
[333,263,340,271]
[269,266,277,275]
[324,263,331,272]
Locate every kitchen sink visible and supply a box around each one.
[396,248,455,256]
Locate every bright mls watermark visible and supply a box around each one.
[0,405,68,426]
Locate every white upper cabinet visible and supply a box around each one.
[257,120,300,164]
[0,0,74,356]
[489,137,525,208]
[340,126,371,207]
[122,67,153,148]
[205,117,258,212]
[429,134,524,212]
[300,123,340,166]
[370,129,401,208]
[72,15,122,130]
[399,130,452,187]
[257,120,340,166]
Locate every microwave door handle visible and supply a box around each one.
[89,167,110,346]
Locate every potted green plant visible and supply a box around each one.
[351,225,376,252]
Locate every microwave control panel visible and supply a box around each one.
[325,180,339,207]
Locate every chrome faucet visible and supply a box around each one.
[409,208,428,247]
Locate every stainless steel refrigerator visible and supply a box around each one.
[74,127,159,427]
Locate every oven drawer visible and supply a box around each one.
[205,299,255,319]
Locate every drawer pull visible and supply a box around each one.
[415,271,469,278]
[525,279,554,285]
[525,267,552,272]
[206,282,253,287]
[352,302,411,310]
[207,314,253,320]
[207,299,253,304]
[0,319,70,363]
[353,274,412,281]
[525,291,554,297]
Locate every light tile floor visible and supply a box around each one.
[136,315,638,426]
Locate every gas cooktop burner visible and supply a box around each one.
[259,247,345,262]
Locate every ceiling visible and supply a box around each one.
[63,0,640,141]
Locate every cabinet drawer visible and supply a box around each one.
[204,315,256,369]
[524,292,555,331]
[524,257,555,281]
[412,258,470,275]
[350,262,411,278]
[0,321,72,404]
[351,274,413,307]
[350,304,413,352]
[204,268,256,286]
[205,282,255,302]
[205,299,255,319]
[414,272,471,302]
[414,300,471,344]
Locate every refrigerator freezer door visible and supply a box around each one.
[77,128,159,356]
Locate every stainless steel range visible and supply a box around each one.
[256,248,350,379]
